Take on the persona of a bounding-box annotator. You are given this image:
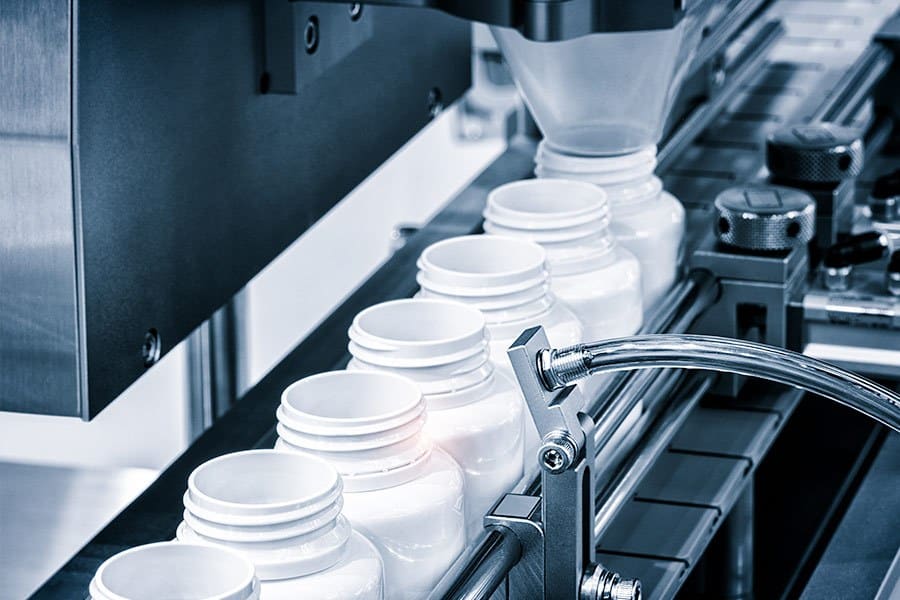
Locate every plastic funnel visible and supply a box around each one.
[491,3,710,156]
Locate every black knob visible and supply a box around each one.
[823,231,890,269]
[888,250,900,296]
[890,250,900,273]
[870,168,900,222]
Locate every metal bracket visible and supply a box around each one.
[506,327,640,600]
[264,0,374,94]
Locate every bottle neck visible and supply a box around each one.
[348,355,498,409]
[275,401,432,492]
[417,280,557,324]
[535,144,664,213]
[177,518,351,582]
[181,451,350,580]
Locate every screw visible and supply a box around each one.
[304,16,319,54]
[426,87,443,118]
[538,432,577,473]
[142,328,161,367]
[349,3,363,21]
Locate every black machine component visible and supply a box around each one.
[870,167,900,222]
[304,0,685,40]
[821,231,890,291]
[888,250,900,295]
[766,123,865,250]
[0,1,470,418]
[766,124,864,185]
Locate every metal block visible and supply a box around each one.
[692,233,808,283]
[635,453,749,512]
[595,553,686,600]
[691,233,809,395]
[264,1,374,94]
[802,268,900,379]
[0,0,470,418]
[597,501,719,565]
[670,408,780,465]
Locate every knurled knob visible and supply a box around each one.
[714,185,816,251]
[766,123,864,183]
[612,579,641,600]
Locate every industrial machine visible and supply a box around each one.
[3,0,900,597]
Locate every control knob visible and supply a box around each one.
[766,123,864,184]
[714,184,816,251]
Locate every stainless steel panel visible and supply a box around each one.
[74,1,470,418]
[0,0,80,416]
[1,1,470,418]
[0,461,155,599]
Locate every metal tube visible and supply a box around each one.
[544,334,900,433]
[594,373,715,538]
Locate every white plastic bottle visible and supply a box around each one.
[176,450,384,600]
[535,143,684,310]
[484,178,643,339]
[416,236,585,454]
[346,298,524,539]
[89,542,261,600]
[275,371,465,599]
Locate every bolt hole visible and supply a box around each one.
[304,16,319,54]
[786,221,801,238]
[426,87,443,118]
[142,328,161,368]
[349,3,363,21]
[838,153,852,171]
[718,217,731,235]
[701,25,712,38]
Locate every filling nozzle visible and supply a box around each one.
[540,334,900,433]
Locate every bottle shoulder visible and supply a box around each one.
[486,300,584,348]
[260,532,383,599]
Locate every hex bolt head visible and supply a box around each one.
[539,433,577,473]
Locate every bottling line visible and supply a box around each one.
[3,0,900,598]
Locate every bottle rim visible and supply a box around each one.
[348,299,488,366]
[484,178,610,232]
[417,235,549,293]
[186,450,342,519]
[89,542,259,600]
